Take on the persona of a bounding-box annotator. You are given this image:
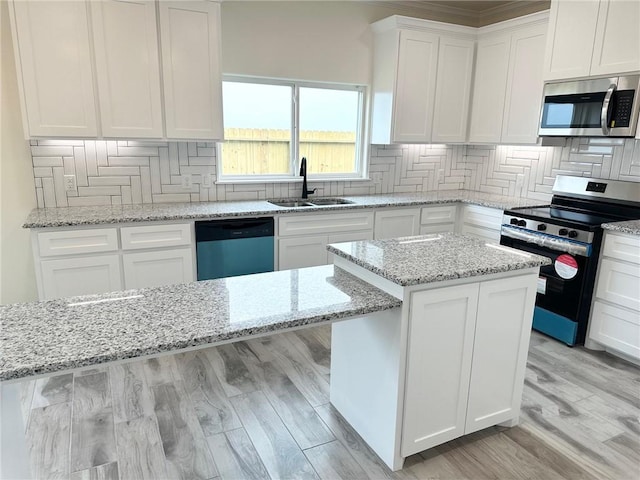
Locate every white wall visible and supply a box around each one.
[221,1,406,85]
[0,0,38,304]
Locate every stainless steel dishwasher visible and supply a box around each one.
[195,218,274,280]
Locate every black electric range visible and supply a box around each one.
[500,176,640,346]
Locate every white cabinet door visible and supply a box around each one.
[10,1,97,137]
[543,0,600,81]
[501,24,546,144]
[159,1,223,140]
[461,204,503,241]
[589,301,640,359]
[278,236,328,270]
[123,248,194,289]
[591,0,640,76]
[431,37,475,143]
[595,258,640,312]
[465,274,537,434]
[91,0,163,138]
[402,284,479,456]
[374,208,421,240]
[468,35,511,143]
[40,255,122,300]
[392,30,439,143]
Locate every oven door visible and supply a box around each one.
[500,226,592,345]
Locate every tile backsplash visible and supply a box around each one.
[29,138,639,208]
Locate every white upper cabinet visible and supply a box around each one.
[159,1,223,140]
[501,23,547,144]
[469,12,548,144]
[467,35,510,143]
[544,0,640,81]
[393,30,439,143]
[91,0,164,138]
[9,0,224,140]
[9,1,98,137]
[431,36,475,143]
[371,16,476,144]
[590,0,640,76]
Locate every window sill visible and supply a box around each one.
[215,176,371,185]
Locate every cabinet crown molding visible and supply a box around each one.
[371,15,477,38]
[477,10,550,36]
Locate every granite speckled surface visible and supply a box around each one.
[23,191,547,228]
[602,220,640,236]
[328,233,551,287]
[0,265,400,381]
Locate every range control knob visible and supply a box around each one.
[537,224,547,231]
[510,218,519,225]
[568,230,579,238]
[517,219,527,227]
[559,228,569,236]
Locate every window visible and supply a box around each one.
[218,77,366,182]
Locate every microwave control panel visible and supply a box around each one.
[611,90,635,127]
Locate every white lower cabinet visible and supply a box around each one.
[588,231,640,360]
[460,204,503,242]
[402,274,536,456]
[40,255,122,300]
[374,208,421,239]
[123,248,193,290]
[278,211,374,270]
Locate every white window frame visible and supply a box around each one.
[216,76,368,183]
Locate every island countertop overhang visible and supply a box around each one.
[327,232,552,287]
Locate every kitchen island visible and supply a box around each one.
[0,233,549,478]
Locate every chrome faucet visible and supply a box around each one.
[299,157,316,199]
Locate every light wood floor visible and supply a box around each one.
[19,327,640,480]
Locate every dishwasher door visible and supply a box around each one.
[195,218,274,280]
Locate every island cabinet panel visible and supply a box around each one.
[9,1,98,137]
[40,255,122,300]
[465,274,537,433]
[401,273,537,456]
[90,0,164,138]
[374,208,421,240]
[402,284,478,456]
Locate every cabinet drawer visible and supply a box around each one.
[590,301,640,360]
[462,205,503,230]
[603,233,640,265]
[595,258,640,312]
[278,212,374,237]
[420,205,457,225]
[121,223,192,250]
[38,228,118,257]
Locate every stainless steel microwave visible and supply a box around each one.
[538,74,640,137]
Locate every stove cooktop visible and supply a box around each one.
[506,205,624,231]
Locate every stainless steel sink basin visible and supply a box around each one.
[268,200,314,208]
[308,198,354,206]
[267,197,354,208]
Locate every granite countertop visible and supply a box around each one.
[328,232,551,287]
[0,265,400,382]
[602,220,640,236]
[23,190,547,228]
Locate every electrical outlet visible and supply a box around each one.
[63,174,77,192]
[201,173,212,188]
[372,172,383,185]
[181,174,193,189]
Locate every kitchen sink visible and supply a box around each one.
[268,200,314,208]
[268,198,354,208]
[308,198,354,206]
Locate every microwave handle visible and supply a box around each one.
[601,83,617,136]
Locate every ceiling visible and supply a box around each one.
[368,1,551,26]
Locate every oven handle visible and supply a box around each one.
[601,83,617,136]
[501,225,591,257]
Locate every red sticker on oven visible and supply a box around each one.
[555,254,578,279]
